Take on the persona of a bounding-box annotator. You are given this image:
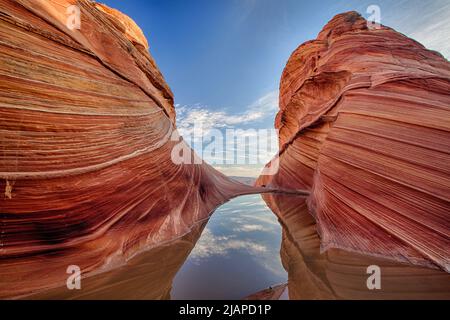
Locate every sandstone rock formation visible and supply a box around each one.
[258,12,450,272]
[25,222,208,300]
[0,0,262,299]
[1,1,449,300]
[267,193,450,299]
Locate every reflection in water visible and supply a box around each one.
[23,194,286,300]
[264,193,450,300]
[27,222,207,299]
[171,195,286,299]
[10,193,450,300]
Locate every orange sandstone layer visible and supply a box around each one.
[258,12,450,272]
[268,193,450,300]
[25,222,208,300]
[0,0,262,299]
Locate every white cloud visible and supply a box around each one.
[234,224,271,232]
[186,195,286,277]
[404,2,450,59]
[190,228,268,261]
[358,0,450,60]
[174,91,279,177]
[247,90,280,118]
[231,214,279,226]
[211,165,263,177]
[175,90,278,139]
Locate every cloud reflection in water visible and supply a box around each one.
[171,194,286,299]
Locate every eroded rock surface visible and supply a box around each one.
[0,0,257,298]
[258,12,450,272]
[265,193,450,299]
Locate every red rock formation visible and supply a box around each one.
[268,193,450,299]
[258,12,450,272]
[0,0,261,299]
[244,283,288,300]
[18,193,450,300]
[24,222,208,300]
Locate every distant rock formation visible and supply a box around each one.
[244,283,288,300]
[0,0,258,298]
[258,11,450,272]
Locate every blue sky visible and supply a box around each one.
[103,0,449,176]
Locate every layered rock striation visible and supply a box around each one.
[269,193,450,299]
[258,12,450,272]
[0,0,261,298]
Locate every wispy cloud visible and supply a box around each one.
[233,0,258,25]
[213,165,266,177]
[353,0,450,59]
[190,228,268,261]
[403,1,450,59]
[175,90,278,138]
[188,194,286,276]
[234,224,271,232]
[175,91,279,176]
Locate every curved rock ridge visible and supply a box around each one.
[258,12,450,272]
[264,193,450,299]
[0,0,263,298]
[22,222,208,300]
